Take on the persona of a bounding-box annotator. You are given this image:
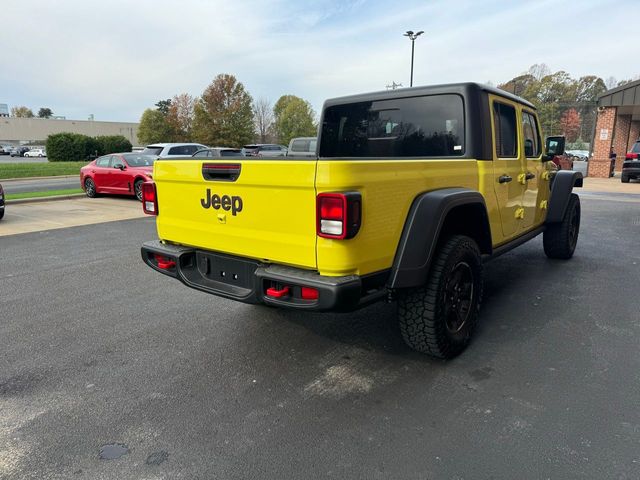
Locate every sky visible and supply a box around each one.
[1,0,637,122]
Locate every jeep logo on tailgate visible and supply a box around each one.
[201,189,243,216]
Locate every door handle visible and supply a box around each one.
[525,172,535,180]
[498,175,513,184]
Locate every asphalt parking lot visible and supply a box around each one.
[1,192,639,479]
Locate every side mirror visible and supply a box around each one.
[543,136,565,161]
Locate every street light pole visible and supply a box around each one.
[403,30,424,87]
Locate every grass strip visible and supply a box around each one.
[6,189,84,200]
[0,162,87,179]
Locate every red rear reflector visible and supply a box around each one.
[154,254,176,270]
[266,286,290,298]
[142,181,158,215]
[301,287,319,300]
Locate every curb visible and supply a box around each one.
[1,175,78,182]
[7,193,86,205]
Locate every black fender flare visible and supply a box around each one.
[388,188,491,289]
[546,170,583,224]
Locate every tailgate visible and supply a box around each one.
[154,159,317,269]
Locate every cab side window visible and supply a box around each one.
[493,102,518,158]
[522,112,541,157]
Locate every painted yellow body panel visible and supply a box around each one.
[315,159,478,276]
[154,160,317,269]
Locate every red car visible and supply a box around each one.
[80,153,156,201]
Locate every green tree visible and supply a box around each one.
[273,95,316,145]
[192,74,254,147]
[11,106,34,118]
[137,108,172,145]
[155,99,172,115]
[38,107,53,118]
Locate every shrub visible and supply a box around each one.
[95,135,132,156]
[46,133,132,161]
[46,133,97,162]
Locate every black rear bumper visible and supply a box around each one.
[141,240,387,311]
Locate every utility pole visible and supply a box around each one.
[403,30,424,87]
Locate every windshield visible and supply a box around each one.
[122,154,156,167]
[141,147,163,156]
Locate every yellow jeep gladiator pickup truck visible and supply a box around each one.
[141,83,582,358]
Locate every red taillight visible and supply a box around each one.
[154,254,176,270]
[626,153,639,159]
[142,181,158,215]
[316,192,361,239]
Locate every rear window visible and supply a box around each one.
[320,94,465,158]
[220,149,242,157]
[141,146,163,156]
[168,145,200,155]
[632,142,640,154]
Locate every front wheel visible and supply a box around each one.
[84,177,97,198]
[543,193,580,259]
[397,235,483,359]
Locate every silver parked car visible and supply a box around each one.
[286,137,317,158]
[141,143,207,158]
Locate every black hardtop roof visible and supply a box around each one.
[322,82,536,110]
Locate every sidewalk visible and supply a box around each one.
[580,176,640,195]
[0,197,146,237]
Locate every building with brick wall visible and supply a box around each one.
[589,80,640,177]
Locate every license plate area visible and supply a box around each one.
[195,251,258,289]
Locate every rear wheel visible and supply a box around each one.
[397,235,483,359]
[84,178,97,198]
[621,175,629,183]
[0,207,4,220]
[543,193,580,259]
[134,179,144,201]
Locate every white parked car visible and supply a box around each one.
[140,143,207,158]
[24,148,46,157]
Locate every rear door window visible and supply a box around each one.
[522,111,541,157]
[320,94,465,158]
[493,102,518,158]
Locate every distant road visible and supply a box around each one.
[0,155,48,164]
[2,176,80,194]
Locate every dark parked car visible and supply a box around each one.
[241,144,288,157]
[0,183,5,220]
[10,146,30,157]
[622,140,640,183]
[192,148,243,158]
[80,153,156,200]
